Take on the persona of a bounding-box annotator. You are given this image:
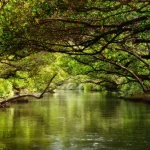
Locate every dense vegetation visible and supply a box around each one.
[0,0,150,100]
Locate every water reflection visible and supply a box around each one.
[0,91,150,150]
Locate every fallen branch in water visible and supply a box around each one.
[0,73,57,108]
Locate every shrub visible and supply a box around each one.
[119,82,143,97]
[0,79,13,98]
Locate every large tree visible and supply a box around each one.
[1,0,150,95]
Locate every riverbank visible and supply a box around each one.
[124,93,150,103]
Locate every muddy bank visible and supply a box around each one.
[125,93,150,103]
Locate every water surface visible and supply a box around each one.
[0,91,150,150]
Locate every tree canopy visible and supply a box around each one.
[1,0,150,98]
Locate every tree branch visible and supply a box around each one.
[0,73,57,107]
[99,55,148,92]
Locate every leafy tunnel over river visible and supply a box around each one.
[1,1,150,101]
[1,1,150,149]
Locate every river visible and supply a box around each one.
[0,91,150,150]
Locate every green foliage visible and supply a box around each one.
[83,83,105,92]
[84,83,93,92]
[119,83,143,97]
[0,79,13,98]
[0,0,150,98]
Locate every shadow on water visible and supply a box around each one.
[0,90,150,150]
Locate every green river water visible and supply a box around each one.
[0,91,150,150]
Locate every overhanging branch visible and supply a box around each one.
[0,73,57,107]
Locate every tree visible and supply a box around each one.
[1,0,150,96]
